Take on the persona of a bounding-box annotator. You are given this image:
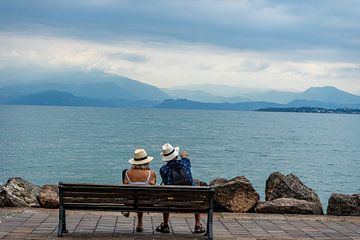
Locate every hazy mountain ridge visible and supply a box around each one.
[8,90,158,108]
[156,99,283,111]
[162,89,248,103]
[0,71,169,102]
[167,84,360,104]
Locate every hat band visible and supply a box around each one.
[163,148,175,157]
[134,155,148,161]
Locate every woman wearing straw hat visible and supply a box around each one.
[123,148,156,232]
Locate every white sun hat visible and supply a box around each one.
[128,149,154,165]
[160,143,180,161]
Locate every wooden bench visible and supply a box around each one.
[58,182,214,239]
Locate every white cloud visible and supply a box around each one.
[0,32,359,94]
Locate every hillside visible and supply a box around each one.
[0,71,168,103]
[156,99,283,111]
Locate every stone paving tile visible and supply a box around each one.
[1,209,360,239]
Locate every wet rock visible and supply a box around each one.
[266,172,322,207]
[327,193,360,216]
[0,177,40,207]
[210,176,259,212]
[37,184,59,208]
[255,198,323,215]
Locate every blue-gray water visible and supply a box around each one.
[1,105,359,209]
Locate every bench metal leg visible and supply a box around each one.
[58,208,68,237]
[58,207,63,237]
[205,198,214,240]
[62,209,68,234]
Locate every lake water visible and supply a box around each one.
[1,105,359,209]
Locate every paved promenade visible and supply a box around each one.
[0,208,359,239]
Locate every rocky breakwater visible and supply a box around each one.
[0,177,40,207]
[255,172,323,214]
[0,178,59,208]
[210,176,260,212]
[327,193,360,216]
[1,175,358,216]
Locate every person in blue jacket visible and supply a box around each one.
[156,143,205,234]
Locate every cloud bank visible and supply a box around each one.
[0,0,359,93]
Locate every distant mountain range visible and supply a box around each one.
[0,71,168,103]
[8,90,158,108]
[156,99,283,111]
[165,84,360,104]
[1,70,360,110]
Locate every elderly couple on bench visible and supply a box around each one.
[123,143,205,234]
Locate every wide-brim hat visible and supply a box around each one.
[160,143,180,161]
[128,148,154,165]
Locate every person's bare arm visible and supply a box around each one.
[149,170,157,185]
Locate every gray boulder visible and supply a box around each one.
[0,177,40,207]
[266,172,322,206]
[210,176,259,212]
[255,197,323,215]
[327,193,360,216]
[194,179,208,186]
[37,184,59,208]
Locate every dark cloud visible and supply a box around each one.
[0,0,359,63]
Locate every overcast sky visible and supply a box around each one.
[0,0,359,93]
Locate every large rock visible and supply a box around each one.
[37,184,59,208]
[194,179,208,186]
[266,172,322,206]
[255,198,323,215]
[327,193,360,216]
[210,176,259,212]
[0,177,40,207]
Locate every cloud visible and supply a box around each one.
[106,52,149,63]
[1,0,359,58]
[233,61,270,72]
[1,32,359,94]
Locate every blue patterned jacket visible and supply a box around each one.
[159,157,194,186]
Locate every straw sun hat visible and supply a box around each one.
[160,143,180,161]
[128,149,154,165]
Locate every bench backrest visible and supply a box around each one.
[59,183,214,213]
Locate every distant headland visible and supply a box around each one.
[257,107,360,114]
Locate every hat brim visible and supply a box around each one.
[128,156,154,165]
[161,147,180,161]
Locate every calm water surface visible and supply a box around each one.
[1,105,359,208]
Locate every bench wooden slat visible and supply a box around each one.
[63,200,206,207]
[63,192,210,200]
[63,196,207,203]
[60,184,211,192]
[63,204,209,212]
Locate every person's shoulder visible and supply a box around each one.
[180,157,191,163]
